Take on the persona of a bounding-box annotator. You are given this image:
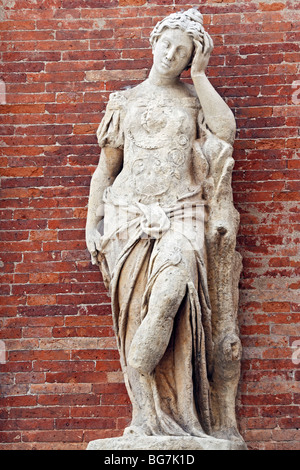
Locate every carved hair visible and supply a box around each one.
[150,8,205,47]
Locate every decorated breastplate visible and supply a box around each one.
[124,96,199,198]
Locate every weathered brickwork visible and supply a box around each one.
[0,0,299,450]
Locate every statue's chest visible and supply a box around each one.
[123,97,198,151]
[119,96,199,200]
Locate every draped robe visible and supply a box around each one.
[95,83,234,437]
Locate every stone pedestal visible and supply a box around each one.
[87,435,247,451]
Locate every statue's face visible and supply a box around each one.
[152,28,194,78]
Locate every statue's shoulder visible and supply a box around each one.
[106,88,130,109]
[108,85,140,107]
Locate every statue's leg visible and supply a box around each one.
[118,242,161,434]
[119,234,200,435]
[127,263,187,375]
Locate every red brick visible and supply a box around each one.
[0,432,22,443]
[29,273,59,284]
[38,394,98,407]
[0,396,37,407]
[242,394,293,406]
[55,417,117,430]
[1,104,45,114]
[21,430,83,443]
[27,295,56,306]
[262,302,291,313]
[1,0,299,452]
[279,418,300,429]
[259,2,285,11]
[119,0,146,5]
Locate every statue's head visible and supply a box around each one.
[150,8,205,71]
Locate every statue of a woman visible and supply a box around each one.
[86,8,244,447]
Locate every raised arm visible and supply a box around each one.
[86,147,123,264]
[191,32,236,145]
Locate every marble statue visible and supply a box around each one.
[86,8,246,450]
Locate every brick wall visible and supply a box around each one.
[0,0,299,450]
